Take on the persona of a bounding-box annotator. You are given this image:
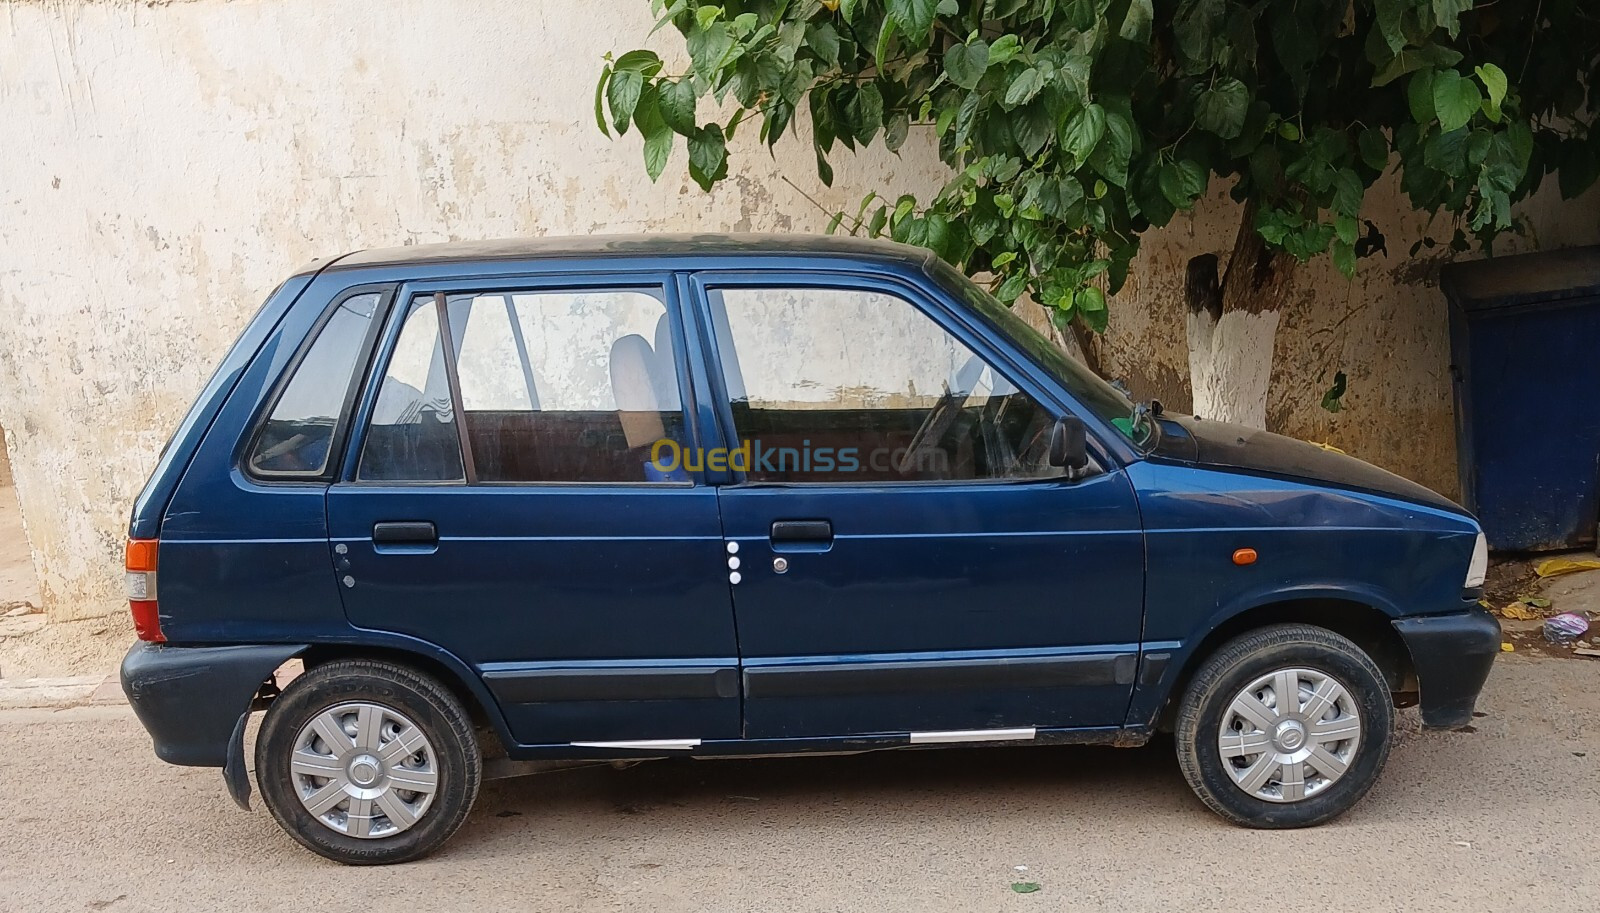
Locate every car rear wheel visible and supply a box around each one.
[255,659,481,864]
[1175,624,1393,828]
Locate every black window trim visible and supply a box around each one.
[241,283,396,484]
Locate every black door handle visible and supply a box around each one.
[373,521,438,545]
[770,519,833,552]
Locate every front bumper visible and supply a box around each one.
[1392,606,1501,729]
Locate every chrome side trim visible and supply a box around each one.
[907,727,1037,744]
[570,738,702,751]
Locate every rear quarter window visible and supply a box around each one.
[247,291,382,478]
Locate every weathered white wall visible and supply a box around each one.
[0,0,950,620]
[1087,175,1600,498]
[0,0,1595,623]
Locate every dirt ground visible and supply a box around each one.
[0,653,1595,912]
[0,482,130,679]
[1484,553,1600,656]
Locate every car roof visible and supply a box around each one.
[328,233,937,272]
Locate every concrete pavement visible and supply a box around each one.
[0,653,1596,912]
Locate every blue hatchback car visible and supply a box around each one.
[122,235,1499,864]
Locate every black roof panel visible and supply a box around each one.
[330,233,935,271]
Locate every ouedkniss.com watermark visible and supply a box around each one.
[648,438,948,474]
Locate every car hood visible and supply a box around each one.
[1145,414,1468,516]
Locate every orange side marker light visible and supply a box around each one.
[1232,548,1258,566]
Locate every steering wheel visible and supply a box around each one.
[895,355,984,475]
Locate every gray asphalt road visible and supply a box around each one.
[1,654,1595,913]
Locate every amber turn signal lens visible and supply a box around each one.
[125,538,158,573]
[1232,548,1258,566]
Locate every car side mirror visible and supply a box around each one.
[1049,416,1089,469]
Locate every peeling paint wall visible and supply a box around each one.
[0,0,1595,623]
[1087,176,1600,499]
[0,0,950,621]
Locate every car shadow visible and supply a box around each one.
[451,737,1210,855]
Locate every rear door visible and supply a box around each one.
[327,273,740,747]
[689,272,1146,741]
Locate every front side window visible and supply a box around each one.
[248,292,380,477]
[926,258,1151,446]
[356,287,686,484]
[709,286,1064,484]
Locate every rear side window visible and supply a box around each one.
[358,296,465,482]
[356,287,686,484]
[248,292,380,477]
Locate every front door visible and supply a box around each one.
[328,275,740,747]
[691,273,1145,740]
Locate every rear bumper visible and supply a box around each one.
[1392,607,1501,729]
[120,642,304,767]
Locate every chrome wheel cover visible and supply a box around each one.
[1219,667,1362,803]
[290,702,439,838]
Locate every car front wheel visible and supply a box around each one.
[255,659,482,864]
[1175,623,1393,828]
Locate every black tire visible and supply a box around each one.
[1175,624,1393,828]
[255,659,482,864]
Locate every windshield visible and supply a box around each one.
[926,259,1154,448]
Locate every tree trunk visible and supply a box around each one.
[1184,201,1297,428]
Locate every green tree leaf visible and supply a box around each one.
[1004,66,1047,108]
[1159,159,1207,207]
[686,22,733,82]
[1173,0,1225,73]
[607,69,644,135]
[658,79,699,136]
[688,125,728,191]
[1407,69,1438,123]
[1358,128,1389,172]
[594,66,613,138]
[1060,103,1107,165]
[613,49,663,76]
[1371,44,1461,87]
[1475,62,1507,121]
[841,82,884,146]
[643,123,673,181]
[1195,78,1249,140]
[1013,103,1054,157]
[995,272,1028,303]
[1120,0,1155,44]
[1320,370,1347,412]
[987,34,1021,65]
[1432,69,1482,133]
[1088,110,1134,187]
[945,39,990,90]
[887,0,939,43]
[808,22,842,66]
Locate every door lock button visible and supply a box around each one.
[772,557,789,574]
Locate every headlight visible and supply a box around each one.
[1464,532,1488,589]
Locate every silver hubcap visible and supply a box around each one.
[1219,667,1362,803]
[290,702,438,838]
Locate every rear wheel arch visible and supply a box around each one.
[284,644,511,757]
[1154,598,1416,732]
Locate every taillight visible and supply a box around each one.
[125,538,164,643]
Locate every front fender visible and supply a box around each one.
[1124,582,1410,729]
